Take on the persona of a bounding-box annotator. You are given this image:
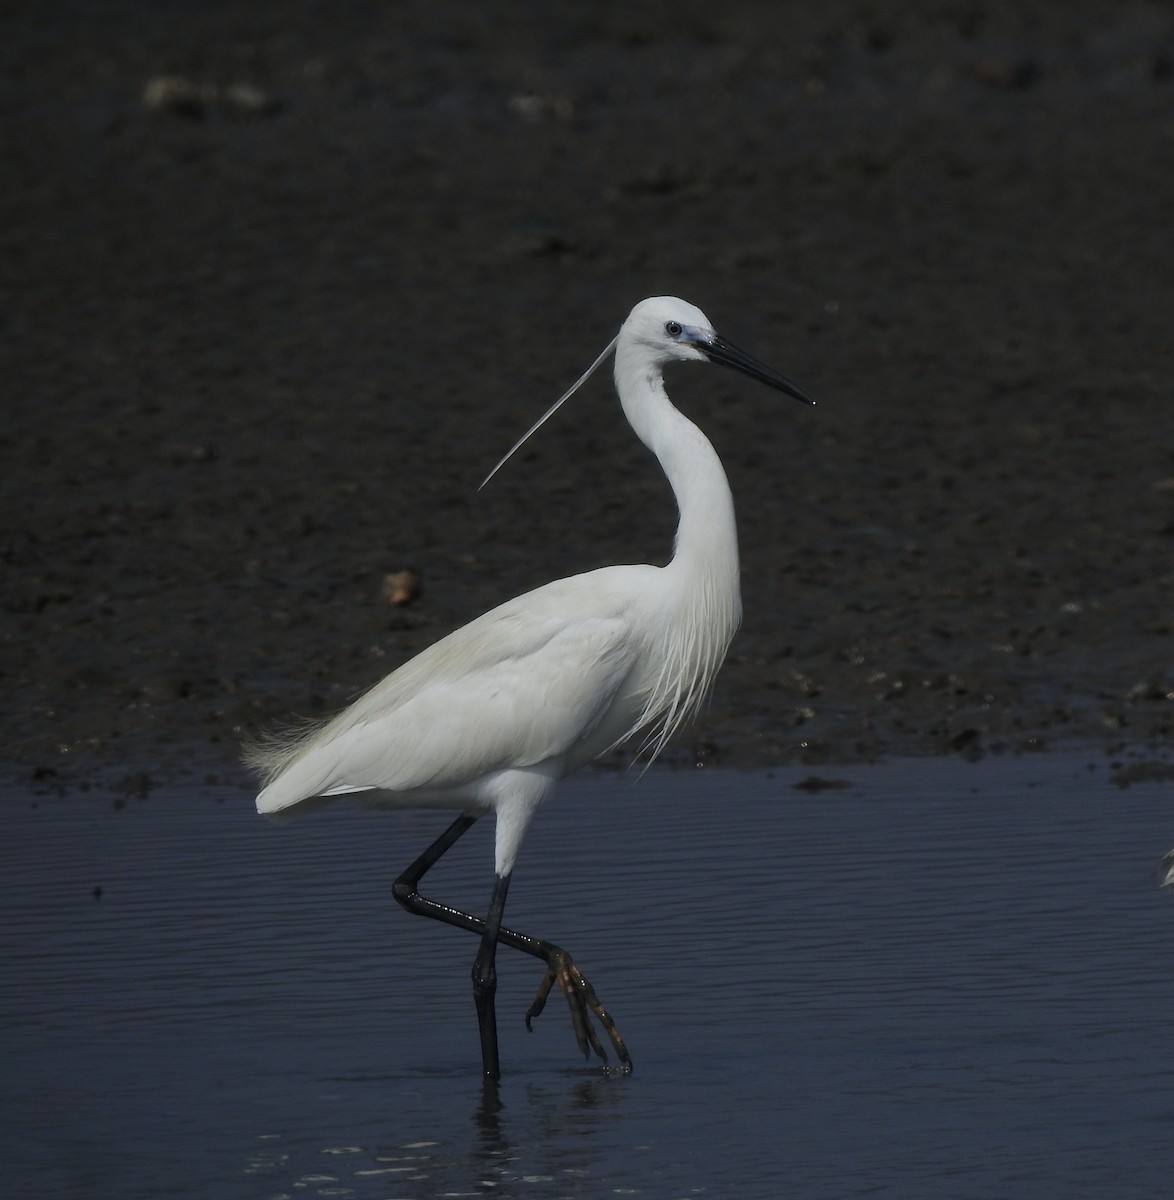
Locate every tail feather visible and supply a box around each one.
[243,714,329,781]
[244,717,340,816]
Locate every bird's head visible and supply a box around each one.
[622,296,816,405]
[481,296,813,489]
[623,296,717,366]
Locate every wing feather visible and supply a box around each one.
[253,601,638,813]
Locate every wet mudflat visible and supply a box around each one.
[4,753,1173,1199]
[4,2,1174,784]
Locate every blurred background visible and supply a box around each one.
[4,0,1173,789]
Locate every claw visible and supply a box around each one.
[522,948,633,1073]
[525,966,557,1030]
[558,958,607,1061]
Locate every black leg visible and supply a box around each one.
[471,872,511,1080]
[392,812,481,934]
[392,813,506,1079]
[392,812,632,1076]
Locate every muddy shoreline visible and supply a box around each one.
[5,2,1174,795]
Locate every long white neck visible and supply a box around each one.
[613,340,742,754]
[614,343,740,582]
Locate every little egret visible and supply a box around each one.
[247,296,813,1080]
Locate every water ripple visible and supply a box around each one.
[2,752,1173,1198]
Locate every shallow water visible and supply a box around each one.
[4,753,1173,1199]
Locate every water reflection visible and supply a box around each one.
[239,1071,634,1197]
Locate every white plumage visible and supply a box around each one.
[248,295,812,1078]
[252,571,671,872]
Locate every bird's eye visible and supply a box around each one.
[664,321,682,337]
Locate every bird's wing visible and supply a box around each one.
[255,607,639,812]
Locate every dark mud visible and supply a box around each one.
[4,1,1174,793]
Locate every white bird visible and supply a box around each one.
[247,296,813,1080]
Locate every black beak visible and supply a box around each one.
[703,335,815,407]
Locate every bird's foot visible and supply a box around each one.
[524,947,632,1072]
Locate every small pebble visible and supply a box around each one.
[382,569,421,606]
